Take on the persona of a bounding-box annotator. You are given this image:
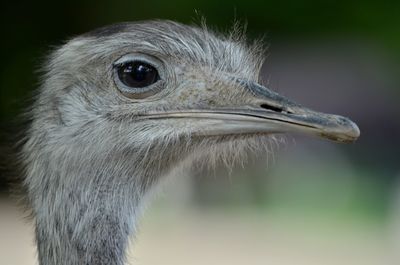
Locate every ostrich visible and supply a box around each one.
[21,20,359,265]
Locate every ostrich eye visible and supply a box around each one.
[117,61,159,88]
[113,56,165,99]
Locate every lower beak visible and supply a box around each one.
[143,80,360,143]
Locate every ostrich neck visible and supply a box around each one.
[29,134,194,265]
[34,172,142,265]
[31,152,164,265]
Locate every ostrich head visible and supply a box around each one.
[22,20,359,265]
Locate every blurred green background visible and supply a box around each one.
[0,1,399,264]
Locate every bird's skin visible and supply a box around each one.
[20,20,359,265]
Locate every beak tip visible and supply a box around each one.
[350,120,361,138]
[341,116,360,141]
[324,116,360,143]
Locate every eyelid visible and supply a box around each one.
[113,60,157,70]
[114,53,162,69]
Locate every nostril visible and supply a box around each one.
[260,103,284,113]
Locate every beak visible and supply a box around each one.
[144,79,360,143]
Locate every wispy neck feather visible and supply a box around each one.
[23,138,174,264]
[35,189,135,265]
[23,114,280,264]
[23,133,191,264]
[32,156,144,265]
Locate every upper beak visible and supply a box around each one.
[144,79,360,143]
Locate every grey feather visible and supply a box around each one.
[21,19,359,265]
[21,20,271,265]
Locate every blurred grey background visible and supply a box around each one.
[0,1,399,264]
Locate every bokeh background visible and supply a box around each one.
[0,1,399,264]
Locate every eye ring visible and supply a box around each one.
[113,54,165,99]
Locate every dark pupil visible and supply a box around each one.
[118,61,159,88]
